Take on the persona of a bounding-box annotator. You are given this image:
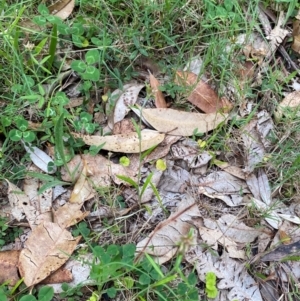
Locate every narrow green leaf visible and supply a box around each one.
[54,113,67,167]
[38,180,70,195]
[48,24,58,69]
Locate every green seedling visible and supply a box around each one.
[73,112,97,134]
[119,156,130,167]
[205,272,218,299]
[8,119,36,143]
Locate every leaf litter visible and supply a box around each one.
[3,3,300,300]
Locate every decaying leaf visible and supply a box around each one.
[22,142,56,174]
[41,266,73,284]
[149,72,167,108]
[108,83,144,128]
[213,159,246,180]
[198,171,250,207]
[185,247,263,301]
[69,160,94,204]
[53,203,89,228]
[49,0,75,20]
[72,129,165,153]
[276,91,300,120]
[6,180,38,228]
[136,195,200,264]
[175,71,232,113]
[61,154,138,188]
[23,166,52,225]
[292,19,300,53]
[141,108,227,136]
[199,227,246,259]
[19,222,80,286]
[0,250,20,286]
[241,111,274,173]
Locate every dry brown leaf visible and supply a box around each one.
[49,0,75,20]
[292,19,300,53]
[149,72,167,108]
[19,222,80,286]
[41,267,73,284]
[72,129,165,153]
[175,71,232,113]
[141,108,227,136]
[69,160,94,204]
[53,203,89,228]
[276,91,300,120]
[136,195,200,264]
[112,119,136,135]
[213,159,246,180]
[0,250,20,286]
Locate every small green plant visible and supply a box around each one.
[73,112,97,134]
[119,156,130,167]
[0,217,9,247]
[8,118,36,143]
[205,272,218,299]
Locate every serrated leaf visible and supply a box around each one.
[72,129,164,153]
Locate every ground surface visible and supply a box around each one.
[1,1,300,301]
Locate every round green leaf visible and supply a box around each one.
[139,274,151,285]
[1,116,11,127]
[119,156,130,167]
[71,60,87,73]
[71,23,84,35]
[19,295,37,301]
[82,66,100,81]
[9,129,22,141]
[85,49,100,65]
[46,15,62,25]
[44,107,56,117]
[37,4,49,15]
[80,112,92,123]
[33,16,47,26]
[85,123,96,134]
[23,131,36,143]
[38,286,54,301]
[107,287,117,298]
[16,119,28,131]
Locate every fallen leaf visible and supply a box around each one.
[140,108,227,136]
[0,250,20,286]
[257,168,271,205]
[18,222,80,286]
[49,0,75,20]
[185,247,263,301]
[112,119,136,135]
[72,129,165,153]
[69,160,94,204]
[213,159,246,180]
[109,83,144,128]
[48,254,94,293]
[292,19,300,53]
[6,180,38,228]
[175,71,232,113]
[275,91,300,120]
[22,141,56,174]
[53,203,89,228]
[136,194,200,264]
[149,72,167,108]
[198,171,250,207]
[41,267,73,284]
[199,227,246,259]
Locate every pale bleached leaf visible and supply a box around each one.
[22,141,56,174]
[113,83,145,125]
[49,0,75,20]
[278,214,300,225]
[141,108,227,136]
[72,129,165,153]
[257,168,271,205]
[198,171,249,207]
[136,195,201,264]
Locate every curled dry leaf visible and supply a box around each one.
[18,222,80,286]
[175,71,232,113]
[149,72,167,108]
[141,108,227,136]
[136,195,201,264]
[69,160,94,204]
[49,0,75,20]
[108,83,144,129]
[72,129,165,153]
[22,141,56,174]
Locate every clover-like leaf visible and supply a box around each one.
[71,60,87,73]
[23,131,36,143]
[16,119,28,132]
[9,129,22,141]
[82,66,100,81]
[85,49,100,65]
